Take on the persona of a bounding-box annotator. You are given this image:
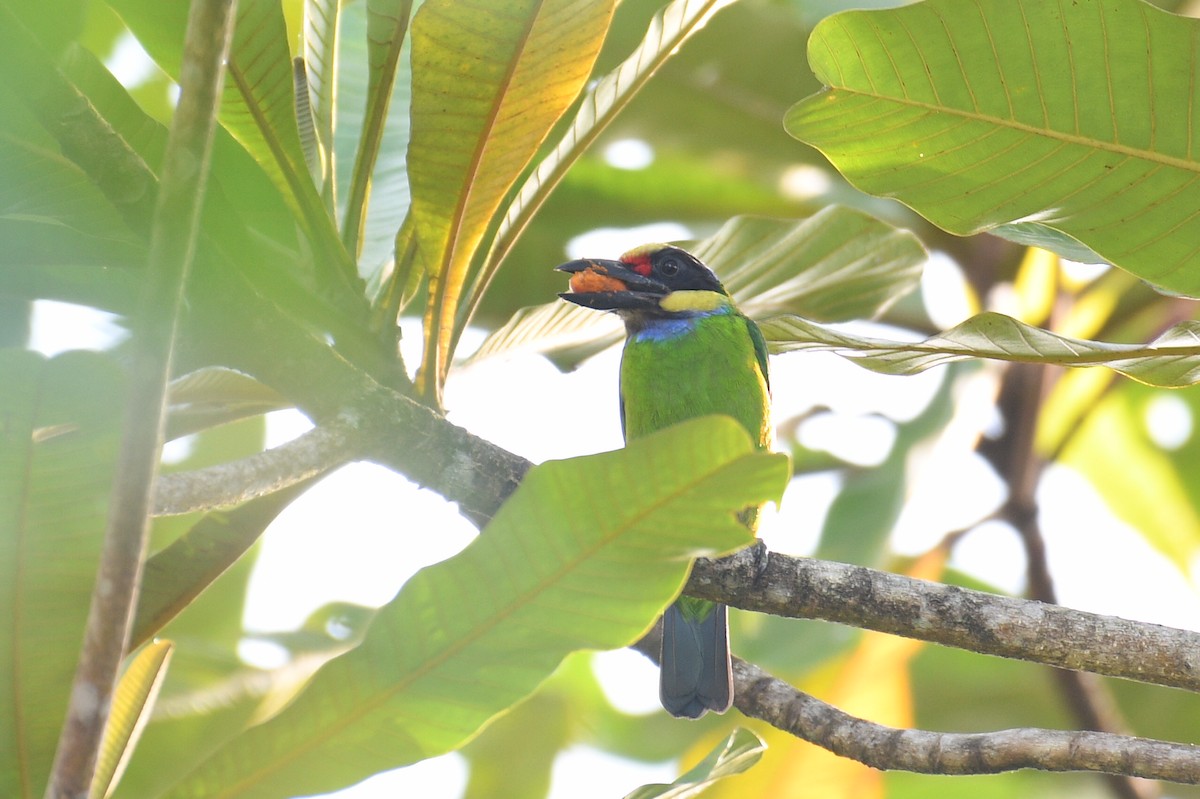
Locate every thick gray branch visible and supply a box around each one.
[686,546,1200,692]
[154,385,530,526]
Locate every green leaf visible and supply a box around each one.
[785,0,1200,296]
[164,367,289,440]
[623,728,766,799]
[0,350,123,799]
[341,0,413,259]
[302,0,340,204]
[408,0,616,400]
[336,0,413,273]
[110,0,364,309]
[221,0,312,210]
[0,132,146,308]
[132,483,310,649]
[90,641,174,799]
[161,416,789,799]
[697,208,927,322]
[470,208,926,366]
[815,365,961,567]
[761,311,1200,388]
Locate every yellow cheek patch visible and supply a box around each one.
[659,290,729,313]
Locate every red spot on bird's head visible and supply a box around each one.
[620,243,666,277]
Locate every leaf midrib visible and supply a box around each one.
[823,86,1200,175]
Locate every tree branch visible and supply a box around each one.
[631,629,1200,783]
[685,546,1200,693]
[732,656,1200,783]
[154,419,355,515]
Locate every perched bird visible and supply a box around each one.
[557,243,771,719]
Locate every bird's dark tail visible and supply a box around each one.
[659,600,733,719]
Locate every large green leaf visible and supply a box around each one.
[161,416,789,799]
[220,0,312,211]
[785,0,1200,296]
[470,208,927,366]
[761,311,1200,388]
[109,0,363,309]
[624,728,766,799]
[0,350,123,799]
[408,0,616,400]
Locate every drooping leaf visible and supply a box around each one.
[336,0,414,274]
[624,728,767,799]
[785,0,1200,296]
[161,416,789,799]
[132,482,312,649]
[90,641,174,799]
[470,208,926,366]
[761,312,1200,388]
[0,350,123,799]
[408,0,616,402]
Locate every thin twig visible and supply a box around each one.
[43,3,236,797]
[153,420,354,515]
[630,631,1200,783]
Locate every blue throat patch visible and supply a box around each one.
[632,307,728,343]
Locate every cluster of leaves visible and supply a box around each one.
[4,0,1200,797]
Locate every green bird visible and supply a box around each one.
[557,243,771,719]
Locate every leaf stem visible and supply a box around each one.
[43,2,236,796]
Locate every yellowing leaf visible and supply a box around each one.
[90,641,174,799]
[1012,248,1058,326]
[408,0,616,402]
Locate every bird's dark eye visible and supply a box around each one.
[658,257,680,277]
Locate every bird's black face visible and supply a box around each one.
[556,245,726,312]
